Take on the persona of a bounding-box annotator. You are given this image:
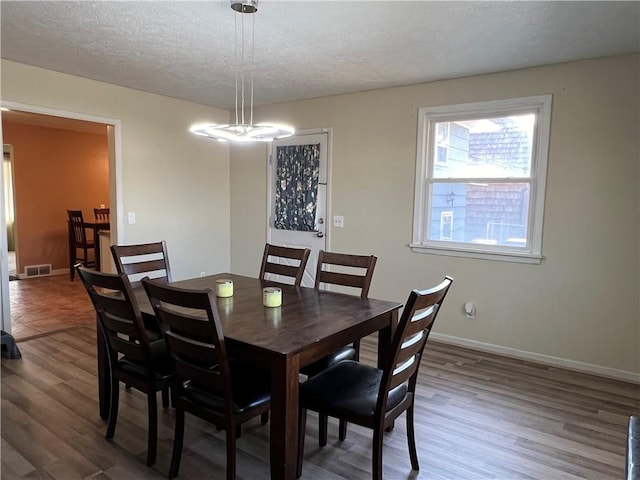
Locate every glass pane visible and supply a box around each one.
[274,143,320,231]
[428,182,530,248]
[432,114,535,178]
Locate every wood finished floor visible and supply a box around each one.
[2,321,639,479]
[9,274,95,341]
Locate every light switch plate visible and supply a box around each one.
[127,212,136,224]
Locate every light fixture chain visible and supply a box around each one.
[240,8,246,126]
[190,0,294,142]
[250,9,255,126]
[234,10,239,125]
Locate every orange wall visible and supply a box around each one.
[3,122,108,274]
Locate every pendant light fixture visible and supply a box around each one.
[190,0,295,143]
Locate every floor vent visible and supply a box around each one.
[24,264,52,278]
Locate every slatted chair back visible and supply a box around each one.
[314,250,377,298]
[111,241,172,288]
[141,279,233,414]
[377,276,453,417]
[259,243,311,286]
[68,210,89,246]
[76,265,151,369]
[94,207,110,222]
[68,210,96,280]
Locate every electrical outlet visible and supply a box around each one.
[464,302,476,319]
[127,212,136,224]
[200,272,206,277]
[333,215,344,228]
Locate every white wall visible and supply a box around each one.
[230,55,640,379]
[4,56,636,379]
[1,60,231,281]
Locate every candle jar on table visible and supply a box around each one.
[262,287,282,307]
[216,279,233,298]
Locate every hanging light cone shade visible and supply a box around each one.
[190,0,295,143]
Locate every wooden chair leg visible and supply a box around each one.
[169,407,185,478]
[338,419,348,441]
[296,408,307,479]
[146,391,158,466]
[226,424,237,480]
[372,427,384,480]
[406,405,419,470]
[106,378,119,439]
[319,413,328,447]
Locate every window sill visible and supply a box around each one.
[409,244,543,264]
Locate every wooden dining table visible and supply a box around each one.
[96,273,402,479]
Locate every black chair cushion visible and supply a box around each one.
[182,360,271,414]
[118,339,172,380]
[300,345,356,378]
[300,360,407,418]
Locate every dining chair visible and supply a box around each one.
[111,241,172,288]
[141,277,271,480]
[301,250,377,445]
[259,242,311,286]
[94,207,110,222]
[67,210,96,281]
[296,276,454,480]
[76,265,173,467]
[111,241,172,338]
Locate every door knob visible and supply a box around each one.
[316,232,324,238]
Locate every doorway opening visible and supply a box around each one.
[0,105,121,339]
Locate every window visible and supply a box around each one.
[412,96,552,264]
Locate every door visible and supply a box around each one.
[267,131,329,287]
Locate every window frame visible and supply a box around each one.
[411,95,552,264]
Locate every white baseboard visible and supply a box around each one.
[429,332,640,384]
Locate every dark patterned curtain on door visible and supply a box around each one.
[274,143,320,231]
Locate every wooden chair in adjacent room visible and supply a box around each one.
[300,250,377,445]
[76,265,173,467]
[94,207,110,222]
[296,276,454,480]
[141,277,271,480]
[259,242,311,286]
[67,209,96,281]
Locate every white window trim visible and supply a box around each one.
[411,95,552,264]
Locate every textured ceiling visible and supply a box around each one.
[1,1,639,111]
